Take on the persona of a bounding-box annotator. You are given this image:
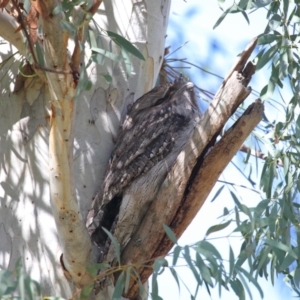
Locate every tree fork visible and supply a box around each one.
[121,38,262,298]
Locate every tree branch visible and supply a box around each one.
[167,99,264,241]
[0,10,26,55]
[239,144,283,166]
[222,37,257,86]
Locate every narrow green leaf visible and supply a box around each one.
[91,47,123,61]
[269,204,278,233]
[230,191,252,219]
[52,4,63,15]
[267,1,280,18]
[205,220,231,236]
[260,81,274,100]
[265,239,297,259]
[230,278,245,300]
[296,114,300,139]
[255,246,271,280]
[283,154,290,176]
[229,246,235,279]
[60,20,77,33]
[211,185,225,202]
[291,6,300,22]
[279,254,295,271]
[151,272,159,297]
[238,0,251,10]
[61,1,74,11]
[124,266,131,293]
[172,245,181,266]
[0,270,18,299]
[80,283,94,299]
[150,294,163,300]
[255,44,278,71]
[197,241,222,259]
[204,281,211,297]
[240,11,250,25]
[163,224,178,244]
[279,50,289,79]
[120,47,131,78]
[283,0,289,18]
[23,0,30,12]
[257,33,281,45]
[195,253,213,286]
[102,227,121,264]
[235,206,241,226]
[44,297,67,300]
[102,74,112,83]
[85,264,98,277]
[236,266,264,298]
[260,159,275,199]
[183,246,202,285]
[131,268,145,297]
[223,207,229,216]
[252,0,272,8]
[88,29,98,49]
[31,279,41,298]
[217,268,224,298]
[233,221,251,233]
[294,267,300,289]
[268,14,282,30]
[153,258,168,274]
[78,79,92,92]
[17,264,25,300]
[90,52,105,66]
[255,217,275,228]
[236,272,253,300]
[270,254,276,285]
[112,271,124,300]
[254,200,269,219]
[213,10,229,29]
[24,276,34,300]
[169,268,180,293]
[106,31,145,60]
[235,248,248,268]
[35,42,44,68]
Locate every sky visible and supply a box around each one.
[154,1,295,300]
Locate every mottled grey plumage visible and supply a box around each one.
[89,76,201,260]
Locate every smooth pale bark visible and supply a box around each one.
[0,10,26,56]
[0,0,170,298]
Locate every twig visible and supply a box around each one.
[34,63,72,74]
[88,0,103,15]
[217,179,261,194]
[10,0,38,64]
[239,144,283,166]
[10,0,72,75]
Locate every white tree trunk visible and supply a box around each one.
[0,0,170,298]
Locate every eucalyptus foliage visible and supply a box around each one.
[211,0,300,297]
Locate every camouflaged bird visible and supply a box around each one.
[87,76,201,262]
